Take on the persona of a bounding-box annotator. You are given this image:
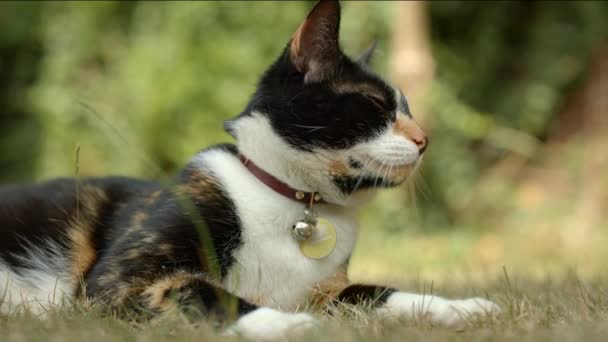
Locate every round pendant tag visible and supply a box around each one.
[298,217,337,259]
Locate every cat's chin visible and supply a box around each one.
[376,155,423,187]
[368,163,415,186]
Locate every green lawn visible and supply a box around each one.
[2,272,608,341]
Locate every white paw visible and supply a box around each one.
[378,292,500,328]
[429,297,501,328]
[227,307,317,340]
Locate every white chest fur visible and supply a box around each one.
[194,149,358,310]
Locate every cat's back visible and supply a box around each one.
[0,176,164,314]
[0,176,160,272]
[0,176,160,238]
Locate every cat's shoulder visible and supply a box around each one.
[187,143,239,168]
[194,143,239,159]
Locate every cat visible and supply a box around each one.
[0,0,499,339]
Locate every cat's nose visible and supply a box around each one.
[412,135,428,154]
[393,114,428,154]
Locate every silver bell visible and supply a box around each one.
[292,221,313,241]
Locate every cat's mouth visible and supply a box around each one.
[359,157,417,181]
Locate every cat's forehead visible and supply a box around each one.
[332,82,386,101]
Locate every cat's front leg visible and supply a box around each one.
[89,266,316,340]
[228,307,317,340]
[337,285,500,328]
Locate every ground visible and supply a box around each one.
[2,274,608,342]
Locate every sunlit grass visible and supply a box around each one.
[2,273,608,342]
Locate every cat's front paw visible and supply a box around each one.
[429,297,501,328]
[377,292,500,328]
[227,307,317,340]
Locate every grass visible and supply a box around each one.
[2,271,608,342]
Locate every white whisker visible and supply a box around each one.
[290,124,327,134]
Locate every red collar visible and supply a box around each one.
[239,154,325,205]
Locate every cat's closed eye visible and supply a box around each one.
[362,94,396,121]
[364,95,387,112]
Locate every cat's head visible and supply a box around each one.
[225,0,427,206]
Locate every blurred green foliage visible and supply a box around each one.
[424,1,608,226]
[0,1,43,181]
[1,1,607,231]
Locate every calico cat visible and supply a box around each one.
[0,0,499,339]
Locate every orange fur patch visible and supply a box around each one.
[158,243,173,254]
[68,184,108,289]
[131,211,148,230]
[328,160,349,177]
[393,115,425,143]
[332,82,386,102]
[144,190,161,205]
[290,22,304,63]
[309,264,350,310]
[179,170,223,203]
[141,272,196,312]
[69,227,96,287]
[124,248,142,260]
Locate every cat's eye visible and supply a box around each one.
[364,95,387,112]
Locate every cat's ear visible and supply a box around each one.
[356,40,378,66]
[289,0,342,83]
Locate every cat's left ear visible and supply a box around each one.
[290,0,342,83]
[356,40,378,66]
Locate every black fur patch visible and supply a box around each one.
[0,179,76,270]
[178,144,243,278]
[347,157,363,169]
[332,175,399,195]
[337,285,396,306]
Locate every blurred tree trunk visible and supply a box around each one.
[551,45,608,251]
[389,1,434,126]
[389,1,435,206]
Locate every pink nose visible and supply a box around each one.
[411,135,428,154]
[393,116,428,154]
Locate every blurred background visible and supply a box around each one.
[1,1,607,286]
